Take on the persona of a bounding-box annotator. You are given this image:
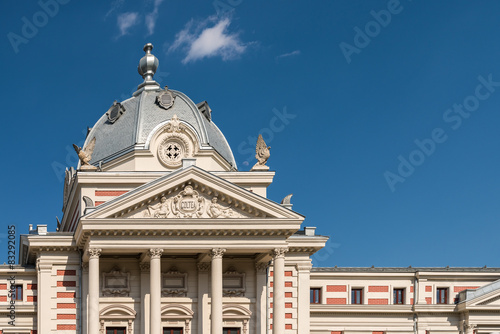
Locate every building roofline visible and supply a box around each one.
[312,267,500,273]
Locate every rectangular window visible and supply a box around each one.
[351,288,363,304]
[310,288,321,304]
[437,288,448,304]
[163,328,183,334]
[223,328,241,334]
[393,288,405,304]
[106,328,126,334]
[11,285,22,301]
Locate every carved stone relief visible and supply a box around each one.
[156,114,197,168]
[223,266,246,297]
[136,184,247,219]
[102,267,130,297]
[162,267,188,297]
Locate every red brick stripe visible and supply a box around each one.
[425,297,432,304]
[57,292,76,298]
[373,332,385,334]
[27,284,37,290]
[285,302,292,308]
[332,332,343,334]
[285,313,292,319]
[285,292,292,298]
[327,298,346,304]
[425,286,432,292]
[57,314,76,319]
[285,271,293,276]
[327,285,346,292]
[57,303,76,309]
[368,286,388,292]
[57,281,76,287]
[27,296,37,302]
[57,324,76,330]
[57,270,76,276]
[410,286,414,293]
[0,284,6,290]
[285,324,292,329]
[95,190,128,196]
[95,201,105,206]
[368,298,388,305]
[0,296,7,302]
[285,282,292,287]
[454,286,479,292]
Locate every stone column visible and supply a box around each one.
[81,262,89,334]
[255,262,269,334]
[197,262,210,334]
[297,262,313,334]
[140,262,151,334]
[149,249,163,334]
[88,248,102,334]
[210,248,226,334]
[272,248,288,334]
[36,257,52,333]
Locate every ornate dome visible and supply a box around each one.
[83,43,237,171]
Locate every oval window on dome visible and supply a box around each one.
[157,90,174,110]
[106,101,126,123]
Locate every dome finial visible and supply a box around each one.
[135,42,160,95]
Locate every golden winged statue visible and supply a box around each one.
[73,137,96,168]
[252,134,271,170]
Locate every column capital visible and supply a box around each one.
[255,262,269,274]
[197,262,210,272]
[87,248,102,259]
[148,248,163,259]
[210,248,226,259]
[272,247,288,259]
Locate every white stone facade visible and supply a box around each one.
[1,44,499,334]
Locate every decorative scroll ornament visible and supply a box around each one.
[148,248,163,258]
[273,248,288,259]
[255,262,269,274]
[211,248,226,259]
[157,89,175,110]
[251,134,270,171]
[102,267,130,297]
[197,262,210,272]
[73,137,97,171]
[87,248,102,259]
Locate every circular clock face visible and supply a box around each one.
[158,139,184,167]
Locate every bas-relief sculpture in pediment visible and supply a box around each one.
[124,184,252,219]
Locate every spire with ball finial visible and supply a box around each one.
[135,43,160,95]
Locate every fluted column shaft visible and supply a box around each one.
[149,249,163,334]
[211,248,226,334]
[272,248,288,334]
[88,248,101,334]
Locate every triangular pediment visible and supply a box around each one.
[462,279,500,308]
[84,166,303,221]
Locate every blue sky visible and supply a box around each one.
[1,0,500,267]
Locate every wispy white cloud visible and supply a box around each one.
[169,16,247,64]
[105,0,125,19]
[145,0,164,35]
[276,50,301,60]
[117,12,140,36]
